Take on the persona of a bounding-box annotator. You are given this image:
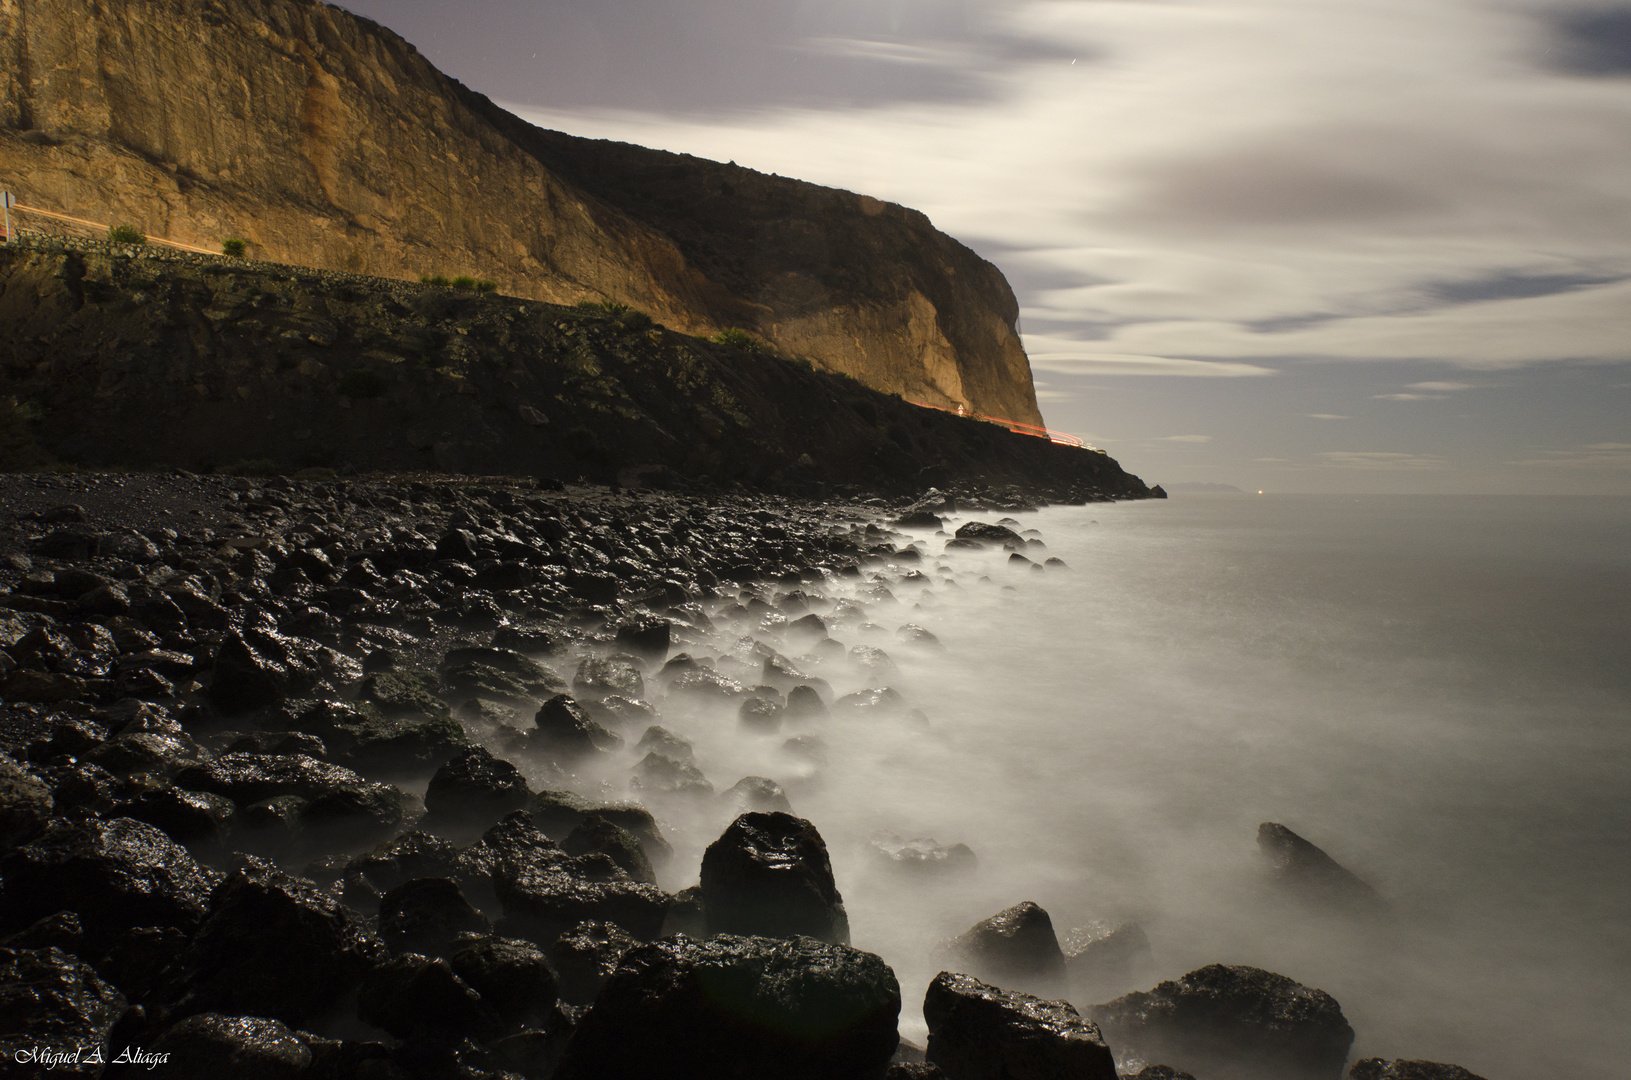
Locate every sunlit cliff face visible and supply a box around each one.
[475,494,1629,1079]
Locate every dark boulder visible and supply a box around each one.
[895,510,944,530]
[573,657,644,701]
[738,695,785,732]
[448,935,560,1029]
[117,787,236,847]
[439,647,566,707]
[356,668,451,720]
[614,617,671,664]
[0,817,212,951]
[175,753,405,843]
[424,746,530,826]
[1092,964,1355,1080]
[494,843,672,945]
[533,694,623,756]
[923,970,1116,1080]
[549,919,638,1005]
[700,811,849,944]
[0,946,127,1077]
[176,862,383,1026]
[379,878,491,957]
[1348,1061,1490,1080]
[343,831,463,909]
[148,1013,313,1080]
[358,953,494,1041]
[786,684,830,720]
[721,775,793,814]
[631,752,714,797]
[553,934,900,1080]
[562,815,656,885]
[1258,823,1382,910]
[1064,920,1151,998]
[0,753,54,850]
[944,900,1066,996]
[274,698,468,775]
[953,522,1023,546]
[634,725,694,762]
[207,626,320,715]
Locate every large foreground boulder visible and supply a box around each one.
[0,817,213,951]
[700,811,849,944]
[1092,964,1355,1080]
[923,970,1116,1080]
[553,934,900,1080]
[1349,1061,1490,1080]
[148,1014,313,1080]
[0,947,127,1077]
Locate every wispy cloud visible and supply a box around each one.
[1508,442,1631,470]
[1408,381,1475,392]
[1318,451,1450,470]
[1373,392,1448,401]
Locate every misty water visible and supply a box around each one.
[507,493,1630,1078]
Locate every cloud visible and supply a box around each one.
[1373,392,1448,401]
[1318,451,1451,470]
[1508,442,1631,469]
[1306,413,1350,419]
[1018,334,1277,377]
[1408,381,1475,391]
[1545,7,1631,76]
[1160,435,1212,443]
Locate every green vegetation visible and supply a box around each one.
[222,237,247,258]
[108,224,146,245]
[713,327,772,354]
[337,368,387,399]
[422,273,498,293]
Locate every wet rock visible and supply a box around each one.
[953,522,1023,546]
[1132,1068,1198,1080]
[614,616,671,664]
[700,811,849,944]
[1064,920,1152,997]
[635,725,694,762]
[582,693,657,729]
[0,753,54,850]
[358,953,494,1041]
[448,934,560,1029]
[343,830,463,909]
[721,775,793,814]
[225,729,329,760]
[424,746,530,826]
[943,900,1066,996]
[440,647,566,707]
[1092,964,1355,1080]
[379,878,491,956]
[573,657,644,700]
[0,817,213,951]
[0,946,127,1078]
[454,811,565,908]
[177,861,383,1026]
[895,511,944,530]
[493,624,574,656]
[148,1013,313,1080]
[356,669,452,720]
[786,684,830,720]
[553,934,900,1080]
[532,694,623,756]
[177,753,405,841]
[1,911,84,955]
[667,666,748,701]
[1348,1060,1490,1080]
[1258,822,1381,910]
[562,815,656,885]
[897,623,942,648]
[837,686,909,716]
[869,833,976,875]
[117,787,236,847]
[493,841,672,945]
[207,625,320,715]
[923,970,1116,1080]
[738,694,785,732]
[632,751,714,797]
[549,919,638,1005]
[786,612,829,641]
[274,698,468,774]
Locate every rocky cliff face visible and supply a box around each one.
[0,0,1044,425]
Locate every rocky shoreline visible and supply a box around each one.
[1,471,1483,1079]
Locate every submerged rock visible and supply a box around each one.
[870,832,976,876]
[1258,822,1382,911]
[922,970,1116,1080]
[1063,919,1152,997]
[943,900,1067,996]
[553,934,900,1080]
[1092,963,1355,1080]
[701,811,849,945]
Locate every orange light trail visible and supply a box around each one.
[908,399,1097,450]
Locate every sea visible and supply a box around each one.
[595,493,1631,1079]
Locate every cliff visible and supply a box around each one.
[0,0,1044,425]
[0,237,1148,499]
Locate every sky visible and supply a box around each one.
[338,0,1631,494]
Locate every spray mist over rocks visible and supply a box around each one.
[2,474,1623,1079]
